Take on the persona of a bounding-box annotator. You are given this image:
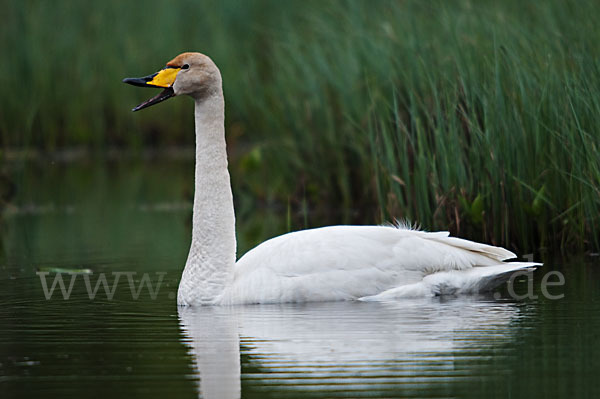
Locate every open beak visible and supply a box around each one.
[123,66,181,111]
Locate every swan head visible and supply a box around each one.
[123,52,221,111]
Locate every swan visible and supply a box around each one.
[123,52,540,306]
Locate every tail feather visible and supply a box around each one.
[426,262,540,295]
[359,262,541,301]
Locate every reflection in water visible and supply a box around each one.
[179,298,521,399]
[179,307,241,399]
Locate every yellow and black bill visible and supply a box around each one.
[123,66,181,112]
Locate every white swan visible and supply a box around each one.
[124,52,540,306]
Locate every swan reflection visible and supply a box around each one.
[178,298,521,398]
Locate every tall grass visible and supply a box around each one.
[1,0,599,252]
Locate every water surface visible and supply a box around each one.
[1,159,599,398]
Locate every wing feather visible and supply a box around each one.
[220,225,523,304]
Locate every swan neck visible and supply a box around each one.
[178,90,236,306]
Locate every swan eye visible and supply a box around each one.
[181,64,190,70]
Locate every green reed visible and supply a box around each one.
[1,0,599,252]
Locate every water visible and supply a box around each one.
[1,157,599,398]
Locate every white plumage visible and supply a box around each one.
[219,225,537,304]
[124,52,541,307]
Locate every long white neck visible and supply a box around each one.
[178,90,236,306]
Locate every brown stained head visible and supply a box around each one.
[168,52,222,99]
[166,52,197,68]
[166,52,215,69]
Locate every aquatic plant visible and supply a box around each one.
[2,0,599,252]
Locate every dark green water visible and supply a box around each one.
[1,158,599,398]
